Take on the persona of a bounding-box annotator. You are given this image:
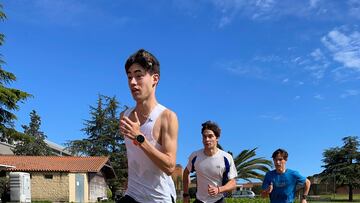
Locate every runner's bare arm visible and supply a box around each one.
[218,178,236,193]
[140,109,178,175]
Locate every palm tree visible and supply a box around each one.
[234,147,273,182]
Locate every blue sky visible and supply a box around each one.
[2,0,360,178]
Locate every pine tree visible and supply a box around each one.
[103,96,127,194]
[66,95,128,195]
[12,110,52,155]
[0,4,31,144]
[84,95,107,156]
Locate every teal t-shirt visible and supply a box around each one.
[262,169,306,203]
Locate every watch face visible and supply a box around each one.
[136,135,145,143]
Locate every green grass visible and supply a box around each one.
[312,194,360,202]
[176,198,270,203]
[175,195,360,203]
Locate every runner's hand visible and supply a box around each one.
[120,111,141,140]
[208,184,220,196]
[261,182,273,198]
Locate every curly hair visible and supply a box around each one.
[201,120,221,138]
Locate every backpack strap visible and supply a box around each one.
[191,156,197,173]
[222,156,230,186]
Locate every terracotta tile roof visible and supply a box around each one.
[0,156,110,172]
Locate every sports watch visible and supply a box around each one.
[135,134,145,144]
[302,194,308,200]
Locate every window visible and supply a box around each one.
[44,174,53,179]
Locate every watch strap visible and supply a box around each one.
[302,194,308,200]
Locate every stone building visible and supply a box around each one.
[0,156,115,202]
[171,164,183,196]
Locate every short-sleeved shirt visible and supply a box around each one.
[262,169,306,203]
[186,149,238,203]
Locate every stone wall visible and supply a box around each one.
[88,172,107,202]
[31,172,69,202]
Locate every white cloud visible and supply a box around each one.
[253,55,281,62]
[304,64,327,79]
[259,114,284,121]
[321,28,360,70]
[218,16,232,28]
[174,0,358,28]
[14,0,131,27]
[332,66,360,82]
[292,56,302,64]
[209,0,279,27]
[309,0,321,9]
[32,0,91,26]
[297,26,360,82]
[252,0,276,19]
[218,55,288,81]
[222,62,266,79]
[294,95,301,100]
[340,89,359,98]
[301,48,331,80]
[314,94,324,100]
[311,49,325,61]
[282,78,289,83]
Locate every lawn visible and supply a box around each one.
[313,194,360,202]
[175,195,360,203]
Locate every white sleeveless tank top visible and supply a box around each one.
[124,104,176,202]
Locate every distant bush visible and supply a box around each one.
[0,176,9,202]
[252,185,262,195]
[189,187,197,198]
[107,188,112,199]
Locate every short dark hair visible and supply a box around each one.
[272,148,288,160]
[201,121,221,138]
[125,49,160,76]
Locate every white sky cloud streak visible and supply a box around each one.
[321,28,360,70]
[12,0,131,27]
[259,114,284,121]
[340,89,359,98]
[314,94,324,100]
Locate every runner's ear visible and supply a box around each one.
[152,74,159,87]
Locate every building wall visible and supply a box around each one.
[69,173,76,202]
[336,186,360,194]
[172,164,183,197]
[31,172,69,202]
[88,172,107,202]
[0,141,71,156]
[84,173,89,202]
[0,142,14,155]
